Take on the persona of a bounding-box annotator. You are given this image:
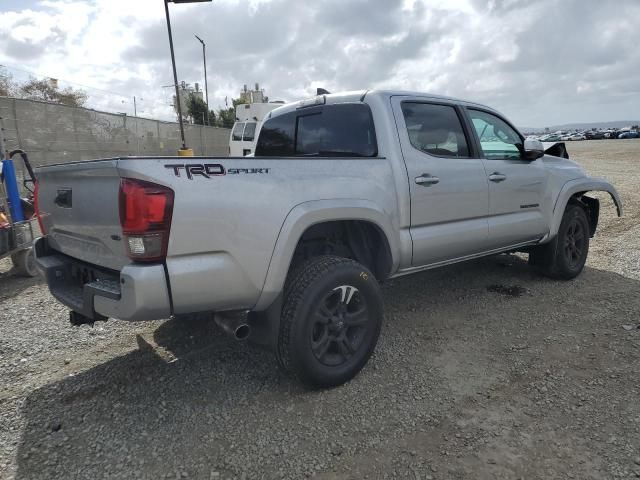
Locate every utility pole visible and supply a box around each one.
[195,34,209,126]
[133,96,139,154]
[163,0,211,154]
[164,0,186,151]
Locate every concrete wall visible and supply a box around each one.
[0,97,231,169]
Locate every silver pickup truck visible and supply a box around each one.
[34,90,622,387]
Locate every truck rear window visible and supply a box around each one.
[255,103,377,157]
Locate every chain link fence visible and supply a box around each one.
[0,97,231,170]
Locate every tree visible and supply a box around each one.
[214,97,246,129]
[186,93,251,129]
[19,78,87,107]
[0,68,16,97]
[215,106,236,129]
[186,92,216,126]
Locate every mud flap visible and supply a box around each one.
[528,235,558,268]
[247,294,282,351]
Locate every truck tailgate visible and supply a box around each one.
[37,159,130,271]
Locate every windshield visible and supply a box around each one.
[231,122,245,141]
[242,122,257,141]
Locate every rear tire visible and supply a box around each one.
[277,255,383,388]
[529,203,590,279]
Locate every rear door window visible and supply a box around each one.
[401,102,470,158]
[255,103,377,157]
[231,122,245,141]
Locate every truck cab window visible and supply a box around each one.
[255,103,377,157]
[468,109,523,160]
[401,103,470,158]
[295,104,377,157]
[231,122,245,141]
[255,112,296,156]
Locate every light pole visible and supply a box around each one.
[194,34,209,126]
[163,0,212,154]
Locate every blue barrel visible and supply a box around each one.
[1,159,25,222]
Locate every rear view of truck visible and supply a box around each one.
[33,92,398,388]
[35,160,174,323]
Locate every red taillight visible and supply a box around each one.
[34,181,47,234]
[119,178,174,262]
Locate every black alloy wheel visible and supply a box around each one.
[310,285,369,367]
[563,215,586,269]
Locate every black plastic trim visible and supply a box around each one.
[162,262,175,317]
[35,237,121,320]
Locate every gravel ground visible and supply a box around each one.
[1,140,639,480]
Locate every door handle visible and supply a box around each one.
[488,172,507,183]
[415,174,440,186]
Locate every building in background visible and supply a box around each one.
[239,83,267,104]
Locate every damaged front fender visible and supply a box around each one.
[547,178,623,240]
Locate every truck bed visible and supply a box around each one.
[36,155,397,317]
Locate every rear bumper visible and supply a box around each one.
[34,237,171,321]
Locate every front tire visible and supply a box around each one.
[277,255,383,388]
[529,203,590,279]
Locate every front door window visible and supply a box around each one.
[468,109,523,160]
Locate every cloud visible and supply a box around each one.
[0,0,639,126]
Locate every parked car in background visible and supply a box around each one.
[568,133,586,141]
[604,130,619,139]
[542,134,562,142]
[618,131,639,139]
[585,131,605,140]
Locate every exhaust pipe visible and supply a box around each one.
[214,312,251,340]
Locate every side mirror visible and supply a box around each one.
[523,138,545,161]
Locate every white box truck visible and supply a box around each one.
[229,102,284,156]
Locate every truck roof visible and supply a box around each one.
[266,89,497,119]
[235,102,283,122]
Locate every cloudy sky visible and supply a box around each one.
[1,0,639,127]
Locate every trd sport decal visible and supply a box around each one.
[165,164,270,179]
[165,164,224,178]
